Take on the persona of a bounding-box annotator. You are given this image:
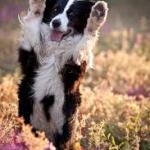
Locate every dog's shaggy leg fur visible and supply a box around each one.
[18,0,46,52]
[73,1,108,68]
[18,0,46,123]
[63,3,108,148]
[55,60,87,150]
[18,48,39,123]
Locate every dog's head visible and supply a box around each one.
[42,0,95,42]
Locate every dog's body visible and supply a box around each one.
[18,0,108,149]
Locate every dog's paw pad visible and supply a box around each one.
[86,1,108,34]
[29,0,46,16]
[92,1,108,19]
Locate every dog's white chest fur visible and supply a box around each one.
[31,55,66,135]
[30,24,87,136]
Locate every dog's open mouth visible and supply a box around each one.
[50,28,73,42]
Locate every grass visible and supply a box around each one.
[0,28,150,150]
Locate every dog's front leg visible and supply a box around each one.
[85,1,108,36]
[19,0,46,52]
[73,1,108,67]
[18,0,46,123]
[29,0,46,16]
[18,0,46,72]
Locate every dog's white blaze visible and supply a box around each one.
[50,13,69,32]
[64,0,75,12]
[58,0,74,32]
[60,13,69,32]
[50,0,75,32]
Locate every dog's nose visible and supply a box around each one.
[52,19,61,29]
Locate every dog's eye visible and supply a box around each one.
[52,4,60,14]
[53,7,58,13]
[68,12,74,18]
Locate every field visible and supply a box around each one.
[0,28,150,150]
[0,0,150,149]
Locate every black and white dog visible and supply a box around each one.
[18,0,108,149]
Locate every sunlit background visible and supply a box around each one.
[0,0,150,149]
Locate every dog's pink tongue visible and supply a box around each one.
[50,30,64,42]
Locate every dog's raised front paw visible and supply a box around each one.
[29,0,46,16]
[85,1,108,35]
[19,0,46,23]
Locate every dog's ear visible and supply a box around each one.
[85,1,108,35]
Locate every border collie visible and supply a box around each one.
[18,0,108,149]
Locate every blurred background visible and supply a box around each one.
[0,0,150,75]
[0,1,150,149]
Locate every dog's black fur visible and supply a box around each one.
[18,48,39,123]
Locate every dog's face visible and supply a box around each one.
[42,0,94,42]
